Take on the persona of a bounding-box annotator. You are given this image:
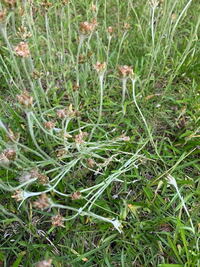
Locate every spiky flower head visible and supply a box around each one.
[17,91,33,108]
[33,194,50,210]
[51,214,64,227]
[94,62,106,74]
[14,42,30,58]
[118,65,134,78]
[79,19,97,35]
[0,10,7,22]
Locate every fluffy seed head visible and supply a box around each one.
[118,65,134,78]
[123,23,131,30]
[56,109,66,119]
[44,121,55,130]
[0,152,10,166]
[11,190,24,202]
[14,42,30,58]
[0,10,7,22]
[51,215,64,227]
[4,148,16,160]
[75,131,88,144]
[33,194,50,210]
[94,61,106,73]
[80,20,97,34]
[3,0,16,6]
[71,192,81,200]
[17,91,33,108]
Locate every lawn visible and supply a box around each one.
[0,0,199,266]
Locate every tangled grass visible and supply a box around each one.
[0,0,199,266]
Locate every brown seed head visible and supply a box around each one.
[32,70,43,79]
[94,62,106,74]
[51,214,64,227]
[33,194,50,210]
[44,121,55,130]
[35,259,52,267]
[118,65,134,78]
[11,190,24,202]
[80,20,97,34]
[4,148,16,160]
[87,158,96,168]
[17,26,32,40]
[0,152,10,166]
[14,42,30,58]
[56,148,68,158]
[71,191,81,200]
[123,23,131,31]
[31,169,49,184]
[17,91,33,108]
[0,10,7,22]
[19,169,49,184]
[62,0,69,4]
[75,131,88,144]
[41,1,52,10]
[56,109,66,119]
[3,0,16,6]
[72,83,80,91]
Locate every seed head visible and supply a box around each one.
[62,0,69,4]
[19,169,49,184]
[94,61,106,74]
[0,10,7,22]
[35,259,52,267]
[44,121,55,130]
[17,26,32,40]
[123,23,131,31]
[87,158,96,168]
[0,152,10,166]
[3,0,16,6]
[41,1,52,10]
[79,20,97,34]
[118,65,134,78]
[72,83,80,91]
[149,0,159,8]
[4,148,16,160]
[14,42,30,58]
[75,131,88,144]
[51,214,64,227]
[17,91,33,108]
[33,194,50,210]
[56,109,66,119]
[32,70,43,79]
[71,192,81,200]
[11,190,24,202]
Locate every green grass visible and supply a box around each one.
[0,0,200,266]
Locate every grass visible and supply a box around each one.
[0,0,199,266]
